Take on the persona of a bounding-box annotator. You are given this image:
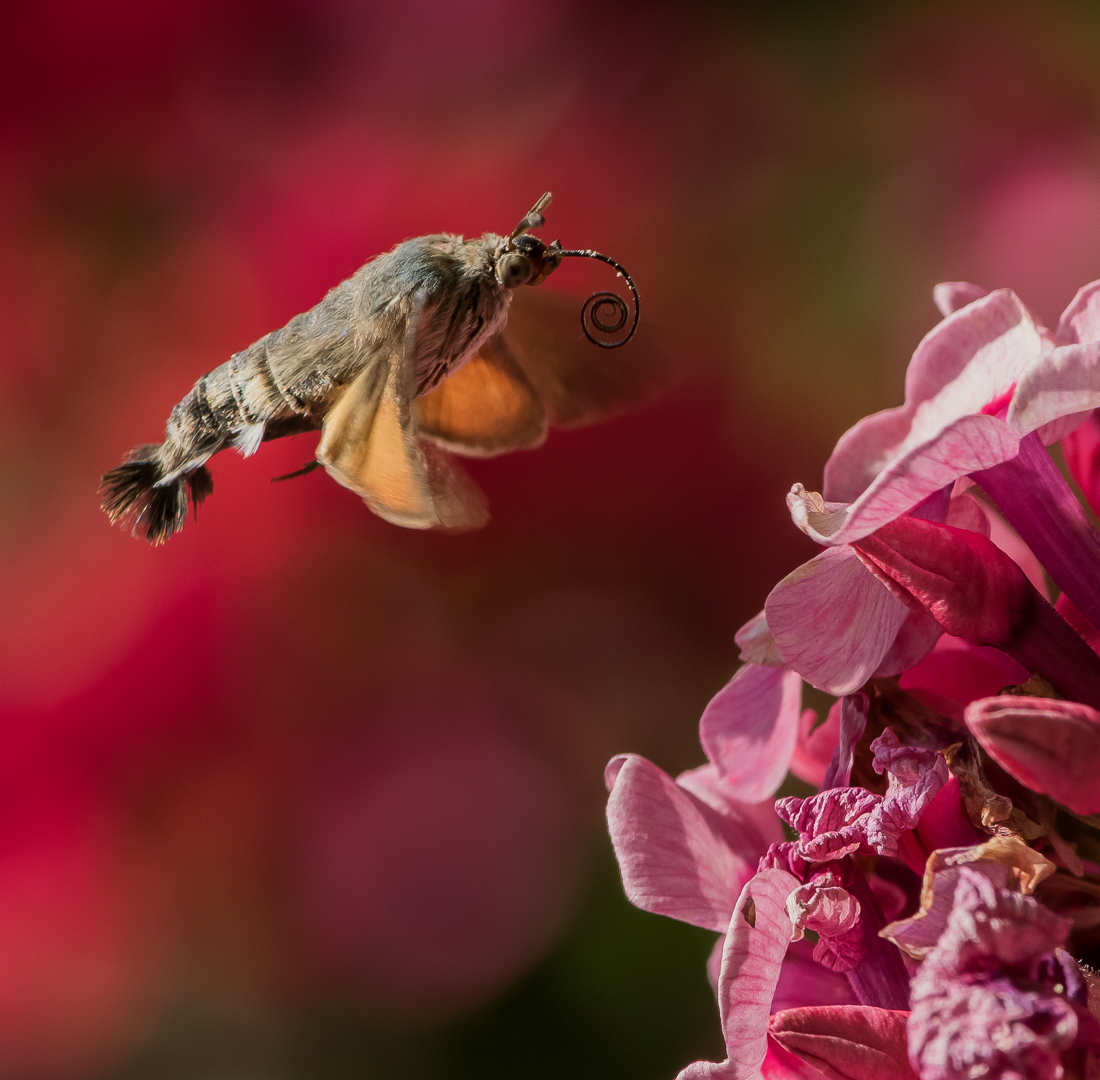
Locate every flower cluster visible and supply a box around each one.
[606,281,1100,1079]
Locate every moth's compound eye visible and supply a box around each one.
[496,253,534,289]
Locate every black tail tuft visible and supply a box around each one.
[100,449,214,545]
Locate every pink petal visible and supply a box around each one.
[677,763,786,861]
[850,516,1100,710]
[1008,341,1100,436]
[965,695,1100,815]
[933,282,990,317]
[772,939,859,1013]
[700,665,803,802]
[823,289,1036,504]
[765,547,908,695]
[790,706,840,788]
[823,408,915,504]
[1055,278,1100,344]
[786,877,865,973]
[791,415,1021,546]
[678,869,800,1080]
[736,612,786,667]
[606,754,752,932]
[768,1006,916,1080]
[865,729,949,858]
[871,608,943,680]
[898,634,1029,720]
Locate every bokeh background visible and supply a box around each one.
[4,1,1100,1076]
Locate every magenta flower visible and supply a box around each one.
[605,277,1100,1080]
[908,868,1099,1080]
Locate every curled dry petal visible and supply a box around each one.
[765,547,908,695]
[786,875,865,973]
[775,788,880,862]
[966,695,1100,815]
[700,665,803,803]
[769,1006,916,1080]
[881,835,1056,959]
[865,730,949,856]
[677,869,801,1080]
[606,754,753,932]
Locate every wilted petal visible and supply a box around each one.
[865,730,949,857]
[934,281,989,317]
[765,547,907,695]
[786,875,865,973]
[872,608,944,679]
[792,416,1020,547]
[700,665,803,803]
[821,694,869,791]
[966,695,1100,815]
[775,788,880,862]
[908,869,1086,1080]
[606,754,752,932]
[881,836,1055,960]
[769,1006,916,1080]
[790,706,840,788]
[678,869,801,1080]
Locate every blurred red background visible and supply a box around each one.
[4,2,1100,1076]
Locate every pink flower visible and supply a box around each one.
[908,868,1099,1080]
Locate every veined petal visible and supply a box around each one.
[823,290,1037,504]
[792,416,1020,547]
[965,695,1100,815]
[678,869,800,1080]
[606,754,752,932]
[678,763,786,861]
[769,1006,916,1080]
[700,665,803,802]
[1007,341,1100,436]
[765,547,907,695]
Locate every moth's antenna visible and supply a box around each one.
[511,192,553,240]
[557,249,640,349]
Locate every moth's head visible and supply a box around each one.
[495,192,563,289]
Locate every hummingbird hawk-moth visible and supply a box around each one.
[100,193,649,543]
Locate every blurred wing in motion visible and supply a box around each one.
[317,347,488,530]
[416,335,548,457]
[500,286,667,428]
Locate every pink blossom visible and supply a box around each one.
[908,868,1098,1080]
